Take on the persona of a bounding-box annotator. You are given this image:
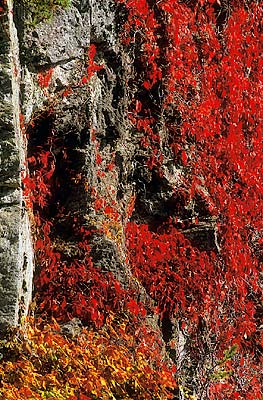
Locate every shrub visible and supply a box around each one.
[0,316,176,399]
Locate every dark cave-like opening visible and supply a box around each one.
[26,111,88,240]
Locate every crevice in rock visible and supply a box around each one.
[160,311,174,344]
[33,56,80,73]
[130,163,219,251]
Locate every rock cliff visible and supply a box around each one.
[0,0,218,388]
[0,0,33,332]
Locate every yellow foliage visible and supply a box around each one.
[0,314,176,399]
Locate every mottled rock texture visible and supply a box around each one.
[0,0,33,332]
[0,0,136,331]
[15,0,137,287]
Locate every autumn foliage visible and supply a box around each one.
[0,315,175,399]
[1,0,263,399]
[118,0,263,398]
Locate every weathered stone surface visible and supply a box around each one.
[0,0,34,332]
[0,140,20,186]
[89,0,116,46]
[0,207,33,331]
[15,0,134,285]
[19,4,90,67]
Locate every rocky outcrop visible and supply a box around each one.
[0,2,220,397]
[0,0,33,332]
[16,0,134,282]
[0,0,138,330]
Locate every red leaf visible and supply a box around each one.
[81,76,88,85]
[181,150,188,166]
[127,299,140,315]
[96,153,103,165]
[143,81,151,90]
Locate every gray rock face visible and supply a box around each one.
[17,0,116,71]
[0,0,132,333]
[15,0,134,289]
[0,207,33,331]
[20,5,91,67]
[89,0,116,46]
[0,0,34,332]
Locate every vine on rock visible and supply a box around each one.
[117,0,263,398]
[2,0,262,398]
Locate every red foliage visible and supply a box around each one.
[21,0,263,396]
[62,87,74,98]
[37,68,54,88]
[117,0,263,396]
[80,44,104,84]
[23,122,143,330]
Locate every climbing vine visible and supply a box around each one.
[116,0,263,398]
[2,0,262,398]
